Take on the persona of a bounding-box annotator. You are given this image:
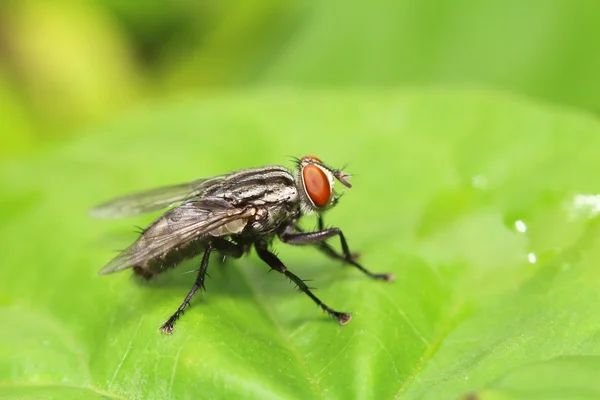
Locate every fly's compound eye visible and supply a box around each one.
[302,165,332,207]
[301,155,322,163]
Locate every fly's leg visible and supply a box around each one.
[295,216,360,263]
[280,225,394,281]
[317,215,360,261]
[254,242,351,325]
[161,239,249,333]
[160,241,213,334]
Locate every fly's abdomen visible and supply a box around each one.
[134,236,208,278]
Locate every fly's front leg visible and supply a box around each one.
[280,224,394,281]
[295,216,360,263]
[254,242,351,325]
[161,241,214,334]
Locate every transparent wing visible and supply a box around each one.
[98,199,254,275]
[89,176,226,219]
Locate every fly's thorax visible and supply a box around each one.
[205,165,300,207]
[254,201,300,233]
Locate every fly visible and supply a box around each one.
[91,156,394,334]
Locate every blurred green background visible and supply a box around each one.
[2,0,600,158]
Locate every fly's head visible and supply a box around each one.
[295,155,352,215]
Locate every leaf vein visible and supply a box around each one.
[109,316,144,390]
[394,302,465,398]
[168,336,190,395]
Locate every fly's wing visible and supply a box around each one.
[98,199,255,275]
[90,176,226,219]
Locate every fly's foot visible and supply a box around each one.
[160,322,175,335]
[325,308,352,325]
[333,311,352,325]
[160,315,179,334]
[374,272,395,282]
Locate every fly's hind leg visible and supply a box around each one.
[160,241,214,334]
[160,239,247,334]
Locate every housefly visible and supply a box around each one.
[91,156,394,334]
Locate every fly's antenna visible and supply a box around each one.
[333,170,352,188]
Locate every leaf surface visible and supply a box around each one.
[1,90,599,399]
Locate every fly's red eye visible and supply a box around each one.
[301,155,322,163]
[302,165,331,207]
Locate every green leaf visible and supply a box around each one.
[1,90,600,399]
